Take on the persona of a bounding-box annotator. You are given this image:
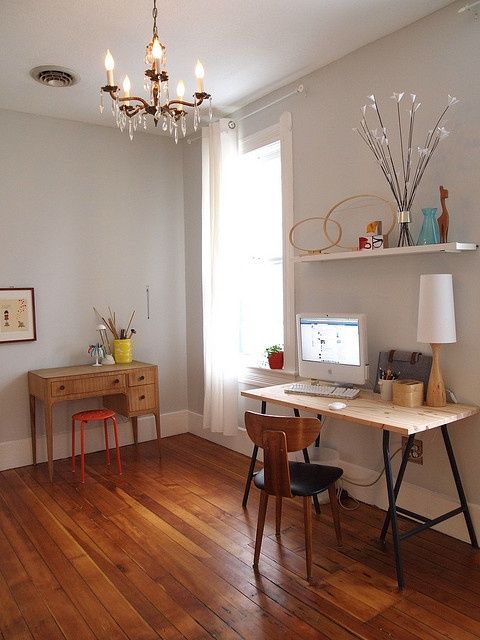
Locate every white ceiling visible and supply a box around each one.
[0,0,455,134]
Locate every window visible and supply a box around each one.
[237,113,294,382]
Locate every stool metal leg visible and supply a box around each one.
[80,421,86,483]
[104,419,111,465]
[71,417,76,473]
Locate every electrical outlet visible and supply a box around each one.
[402,437,423,465]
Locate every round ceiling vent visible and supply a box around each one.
[30,66,79,88]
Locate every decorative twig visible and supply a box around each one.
[355,92,459,234]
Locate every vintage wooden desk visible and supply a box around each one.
[241,383,479,590]
[28,361,161,482]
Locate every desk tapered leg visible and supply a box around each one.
[379,434,415,543]
[45,403,54,482]
[242,401,266,508]
[154,411,161,458]
[383,430,405,591]
[132,417,138,445]
[441,425,478,548]
[29,395,36,465]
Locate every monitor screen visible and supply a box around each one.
[296,313,368,385]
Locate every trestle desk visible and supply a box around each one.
[241,383,479,590]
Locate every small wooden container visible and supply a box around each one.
[392,379,424,407]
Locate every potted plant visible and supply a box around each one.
[265,344,284,370]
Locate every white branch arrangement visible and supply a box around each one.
[354,93,459,215]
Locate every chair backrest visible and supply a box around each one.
[244,411,321,498]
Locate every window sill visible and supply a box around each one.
[239,365,296,387]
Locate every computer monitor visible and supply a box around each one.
[296,313,369,385]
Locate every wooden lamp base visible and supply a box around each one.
[426,343,446,407]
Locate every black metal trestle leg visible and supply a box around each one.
[382,430,405,591]
[242,401,266,508]
[294,408,321,515]
[441,425,479,548]
[379,434,415,544]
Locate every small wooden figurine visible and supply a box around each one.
[438,185,449,243]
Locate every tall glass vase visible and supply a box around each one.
[397,210,414,247]
[417,208,440,245]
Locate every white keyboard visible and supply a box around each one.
[285,383,360,399]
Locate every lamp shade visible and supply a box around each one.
[417,274,456,344]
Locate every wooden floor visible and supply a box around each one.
[1,434,480,640]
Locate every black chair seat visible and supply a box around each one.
[254,462,343,497]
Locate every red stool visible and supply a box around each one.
[71,409,122,483]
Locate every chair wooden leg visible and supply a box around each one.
[104,420,111,465]
[328,484,342,546]
[303,496,313,583]
[253,491,269,570]
[275,496,282,536]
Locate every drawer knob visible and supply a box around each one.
[140,395,146,400]
[139,375,145,381]
[114,379,120,384]
[59,385,65,391]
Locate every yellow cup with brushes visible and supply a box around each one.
[94,307,136,364]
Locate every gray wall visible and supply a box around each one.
[183,139,204,413]
[183,2,480,503]
[0,110,187,458]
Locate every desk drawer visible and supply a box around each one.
[128,368,156,387]
[51,374,125,397]
[128,384,156,412]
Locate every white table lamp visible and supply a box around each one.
[417,274,456,407]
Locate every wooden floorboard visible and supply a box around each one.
[1,433,479,640]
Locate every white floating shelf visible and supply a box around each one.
[294,242,478,263]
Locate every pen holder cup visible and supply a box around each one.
[378,379,394,402]
[392,379,424,407]
[113,339,133,364]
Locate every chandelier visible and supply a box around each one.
[100,0,212,143]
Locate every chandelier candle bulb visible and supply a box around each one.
[177,80,185,99]
[105,49,115,86]
[195,60,204,93]
[152,37,162,73]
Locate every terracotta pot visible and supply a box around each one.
[267,352,284,369]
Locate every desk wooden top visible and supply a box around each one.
[29,361,155,380]
[241,384,479,436]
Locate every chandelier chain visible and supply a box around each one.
[152,0,158,35]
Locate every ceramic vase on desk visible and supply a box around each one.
[113,338,133,363]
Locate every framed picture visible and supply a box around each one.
[0,288,37,343]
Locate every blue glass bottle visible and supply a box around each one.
[417,208,440,245]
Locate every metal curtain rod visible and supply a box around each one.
[186,83,305,144]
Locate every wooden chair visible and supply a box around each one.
[245,411,343,583]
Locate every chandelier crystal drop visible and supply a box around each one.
[100,0,212,143]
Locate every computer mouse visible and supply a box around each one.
[328,401,347,411]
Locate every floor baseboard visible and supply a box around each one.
[0,410,188,471]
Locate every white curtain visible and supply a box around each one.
[202,119,240,435]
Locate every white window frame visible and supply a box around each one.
[238,112,295,386]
